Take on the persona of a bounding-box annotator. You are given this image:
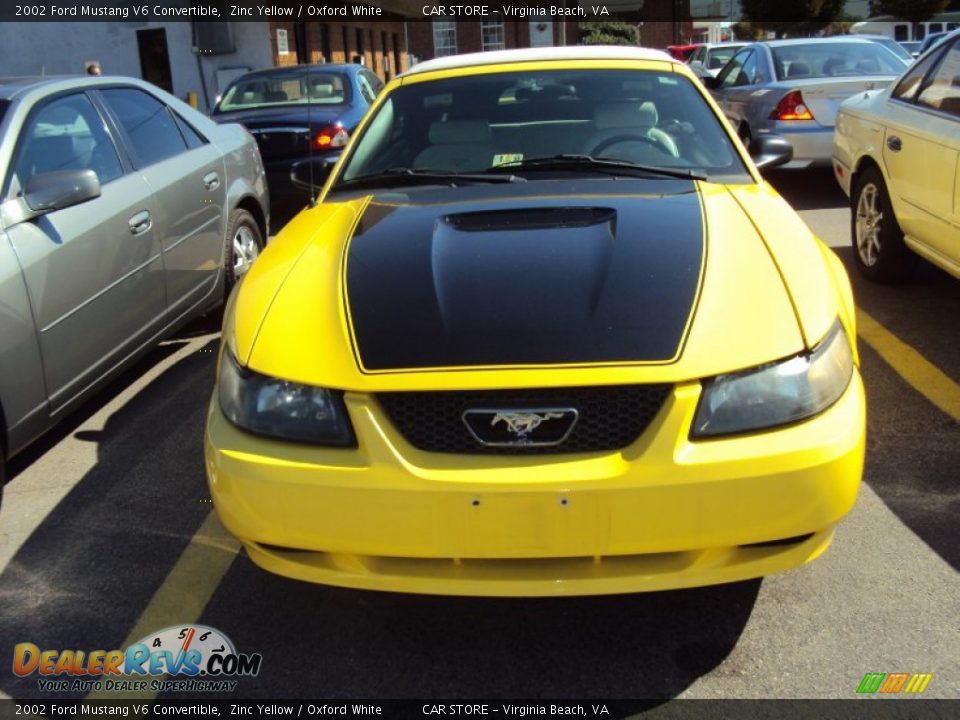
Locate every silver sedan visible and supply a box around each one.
[706,37,908,168]
[0,75,269,501]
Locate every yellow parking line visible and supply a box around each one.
[857,308,960,422]
[85,511,240,700]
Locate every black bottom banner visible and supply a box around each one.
[1,700,958,720]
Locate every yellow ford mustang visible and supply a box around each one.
[205,47,866,596]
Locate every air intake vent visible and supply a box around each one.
[377,385,672,455]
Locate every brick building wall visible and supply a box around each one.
[267,21,410,81]
[639,0,695,48]
[407,20,580,64]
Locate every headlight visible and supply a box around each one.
[218,350,356,446]
[692,321,854,437]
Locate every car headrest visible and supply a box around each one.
[787,61,811,78]
[428,120,492,145]
[593,102,658,130]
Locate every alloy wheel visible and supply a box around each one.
[855,182,883,267]
[232,224,260,279]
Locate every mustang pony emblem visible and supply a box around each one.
[491,411,565,437]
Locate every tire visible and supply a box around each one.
[225,209,264,293]
[851,166,915,283]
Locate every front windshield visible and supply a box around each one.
[217,71,351,111]
[335,68,748,186]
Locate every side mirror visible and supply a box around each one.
[24,169,101,214]
[290,158,334,192]
[748,133,793,172]
[701,75,721,90]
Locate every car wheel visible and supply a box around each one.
[0,451,5,509]
[225,209,264,292]
[851,167,915,283]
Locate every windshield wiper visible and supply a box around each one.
[489,155,707,181]
[335,167,525,190]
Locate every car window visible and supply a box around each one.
[718,48,753,88]
[357,74,377,104]
[707,46,742,71]
[11,92,122,193]
[172,111,207,149]
[362,70,384,95]
[917,40,960,115]
[862,37,913,62]
[217,71,352,110]
[99,87,187,167]
[335,68,748,184]
[740,50,760,83]
[772,42,905,80]
[892,47,944,102]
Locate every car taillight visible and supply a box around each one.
[770,90,814,121]
[313,126,349,150]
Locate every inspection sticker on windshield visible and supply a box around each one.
[493,153,524,166]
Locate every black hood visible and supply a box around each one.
[344,179,704,371]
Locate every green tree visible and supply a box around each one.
[870,0,949,38]
[740,0,846,37]
[730,22,764,40]
[868,0,960,16]
[579,21,640,46]
[870,0,950,19]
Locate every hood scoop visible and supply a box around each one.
[345,193,704,371]
[432,208,616,338]
[445,206,616,232]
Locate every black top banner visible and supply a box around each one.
[0,1,870,23]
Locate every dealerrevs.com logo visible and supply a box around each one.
[13,625,261,693]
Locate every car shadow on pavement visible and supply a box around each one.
[197,568,761,700]
[832,247,960,574]
[766,167,848,211]
[0,327,222,701]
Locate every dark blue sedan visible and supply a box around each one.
[212,64,383,215]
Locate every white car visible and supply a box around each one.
[833,30,960,281]
[687,42,748,76]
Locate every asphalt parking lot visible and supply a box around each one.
[0,168,957,705]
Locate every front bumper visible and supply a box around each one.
[832,156,853,198]
[205,375,866,596]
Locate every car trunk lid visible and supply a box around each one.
[783,78,896,127]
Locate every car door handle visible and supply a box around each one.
[203,172,220,191]
[128,210,152,236]
[887,136,902,152]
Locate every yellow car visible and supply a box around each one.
[833,30,960,282]
[205,47,866,596]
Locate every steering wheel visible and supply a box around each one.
[589,133,668,157]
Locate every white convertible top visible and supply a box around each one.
[402,45,675,77]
